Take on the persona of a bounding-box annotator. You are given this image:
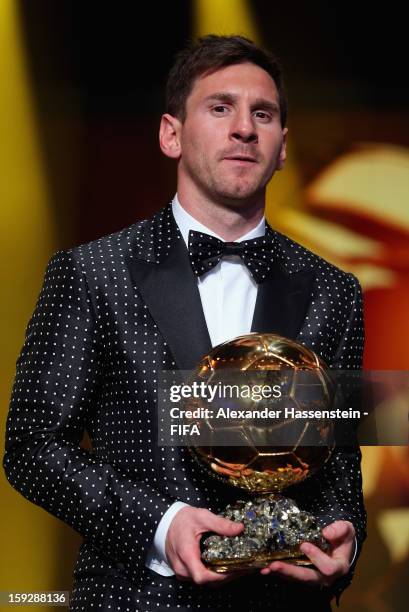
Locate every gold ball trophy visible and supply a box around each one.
[184,333,335,573]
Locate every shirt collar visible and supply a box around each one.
[171,194,266,247]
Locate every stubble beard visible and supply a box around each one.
[182,150,271,210]
[207,163,270,208]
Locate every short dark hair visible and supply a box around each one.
[165,34,287,127]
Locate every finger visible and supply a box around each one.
[193,565,239,586]
[172,556,192,581]
[207,569,254,589]
[198,509,244,537]
[322,521,354,544]
[300,542,347,578]
[190,562,229,585]
[261,561,323,586]
[187,544,254,585]
[181,544,232,585]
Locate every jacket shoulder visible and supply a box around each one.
[274,229,361,289]
[43,212,156,274]
[55,203,173,266]
[66,219,148,261]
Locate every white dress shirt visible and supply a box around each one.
[145,194,357,576]
[145,195,264,575]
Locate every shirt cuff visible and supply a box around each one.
[145,501,190,576]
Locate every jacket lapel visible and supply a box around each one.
[127,210,212,370]
[251,264,315,339]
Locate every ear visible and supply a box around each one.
[159,113,182,159]
[276,127,288,171]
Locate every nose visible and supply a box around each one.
[230,111,258,144]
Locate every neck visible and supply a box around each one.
[177,188,265,242]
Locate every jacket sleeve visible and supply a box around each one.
[3,249,176,578]
[292,273,367,606]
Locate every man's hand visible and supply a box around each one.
[260,520,355,588]
[165,506,246,585]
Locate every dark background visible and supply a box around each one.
[18,1,409,246]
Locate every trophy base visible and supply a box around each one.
[201,494,329,573]
[205,550,313,574]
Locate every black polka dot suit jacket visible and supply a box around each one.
[4,203,366,610]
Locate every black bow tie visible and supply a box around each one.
[188,229,274,283]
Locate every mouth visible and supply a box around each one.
[223,156,258,164]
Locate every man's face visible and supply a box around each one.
[175,62,287,204]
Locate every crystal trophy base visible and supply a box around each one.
[201,495,329,574]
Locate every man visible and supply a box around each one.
[3,35,366,611]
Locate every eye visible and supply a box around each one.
[253,110,272,122]
[212,105,229,114]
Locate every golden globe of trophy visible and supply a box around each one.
[183,333,335,573]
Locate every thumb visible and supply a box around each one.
[322,520,354,543]
[203,511,244,536]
